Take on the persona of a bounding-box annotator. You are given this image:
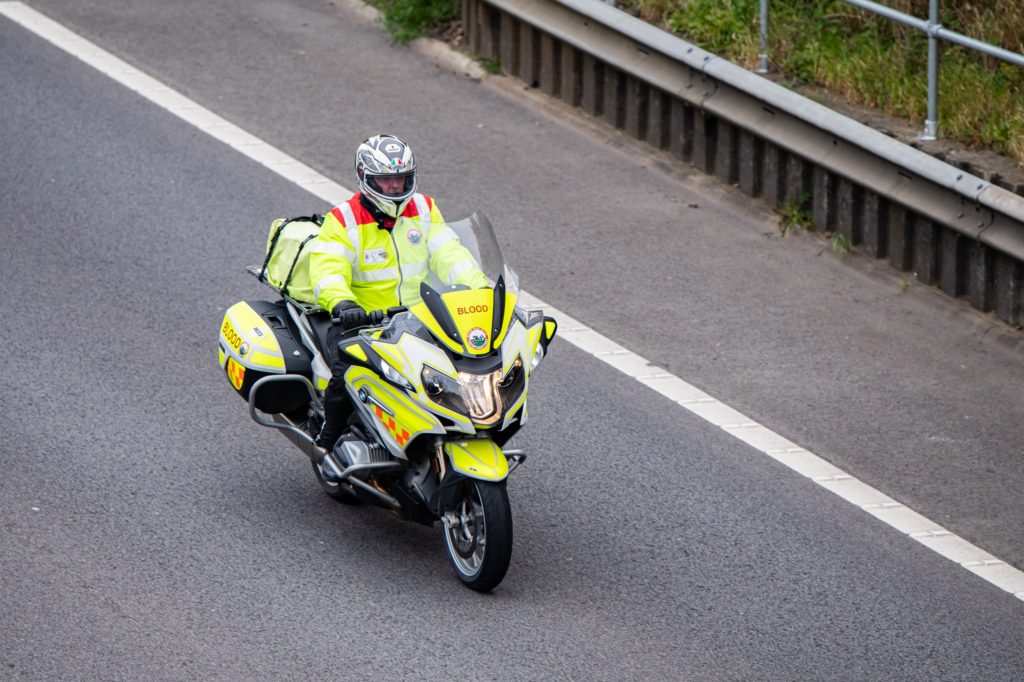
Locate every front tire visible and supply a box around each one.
[442,479,513,592]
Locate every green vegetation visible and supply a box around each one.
[774,193,814,234]
[620,0,1024,165]
[829,230,853,256]
[366,0,459,44]
[482,56,503,75]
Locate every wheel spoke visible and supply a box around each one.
[444,482,492,575]
[441,480,511,591]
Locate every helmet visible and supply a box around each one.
[355,134,417,219]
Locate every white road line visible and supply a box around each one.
[4,0,1022,602]
[0,2,347,208]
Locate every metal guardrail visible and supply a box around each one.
[757,0,1024,140]
[461,0,1024,326]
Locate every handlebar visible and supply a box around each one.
[332,305,408,327]
[367,306,408,324]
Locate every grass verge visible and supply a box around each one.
[365,0,459,44]
[620,0,1024,166]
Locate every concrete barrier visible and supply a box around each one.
[462,0,1024,326]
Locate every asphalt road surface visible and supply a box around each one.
[2,1,1022,679]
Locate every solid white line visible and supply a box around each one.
[0,2,347,208]
[4,0,1022,602]
[516,294,1024,601]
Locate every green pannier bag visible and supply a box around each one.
[257,214,324,305]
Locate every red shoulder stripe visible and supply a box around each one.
[402,194,433,218]
[350,194,374,224]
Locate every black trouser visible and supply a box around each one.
[320,324,354,446]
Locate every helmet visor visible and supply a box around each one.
[367,171,415,198]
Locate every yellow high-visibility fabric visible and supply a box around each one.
[309,193,487,313]
[262,217,321,303]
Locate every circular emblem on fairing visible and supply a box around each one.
[467,327,488,350]
[239,342,250,357]
[407,228,423,246]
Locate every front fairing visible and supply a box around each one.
[344,211,550,444]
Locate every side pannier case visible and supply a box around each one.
[218,300,312,414]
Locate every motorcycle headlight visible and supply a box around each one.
[421,364,516,425]
[421,365,469,417]
[381,362,413,391]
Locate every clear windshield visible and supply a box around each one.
[376,210,519,343]
[425,210,519,296]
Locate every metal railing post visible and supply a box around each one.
[751,0,1024,142]
[757,0,769,73]
[921,0,939,140]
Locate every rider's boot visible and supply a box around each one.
[317,372,354,444]
[316,385,355,484]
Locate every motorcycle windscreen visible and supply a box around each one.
[414,211,520,353]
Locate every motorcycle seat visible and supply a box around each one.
[306,311,334,357]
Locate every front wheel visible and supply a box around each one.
[441,479,513,592]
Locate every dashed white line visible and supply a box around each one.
[3,0,1021,602]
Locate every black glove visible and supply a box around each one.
[332,300,368,330]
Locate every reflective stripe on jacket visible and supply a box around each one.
[308,193,488,313]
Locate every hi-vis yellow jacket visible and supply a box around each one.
[308,193,488,313]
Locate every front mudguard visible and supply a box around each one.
[446,439,509,481]
[436,439,510,512]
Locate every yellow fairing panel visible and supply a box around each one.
[446,439,509,482]
[346,366,445,457]
[490,291,518,348]
[409,288,517,357]
[448,289,520,355]
[344,343,367,362]
[408,301,463,354]
[444,289,493,356]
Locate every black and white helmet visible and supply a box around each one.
[355,134,417,218]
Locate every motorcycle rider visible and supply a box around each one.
[309,133,488,449]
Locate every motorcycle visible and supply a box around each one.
[217,211,556,591]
